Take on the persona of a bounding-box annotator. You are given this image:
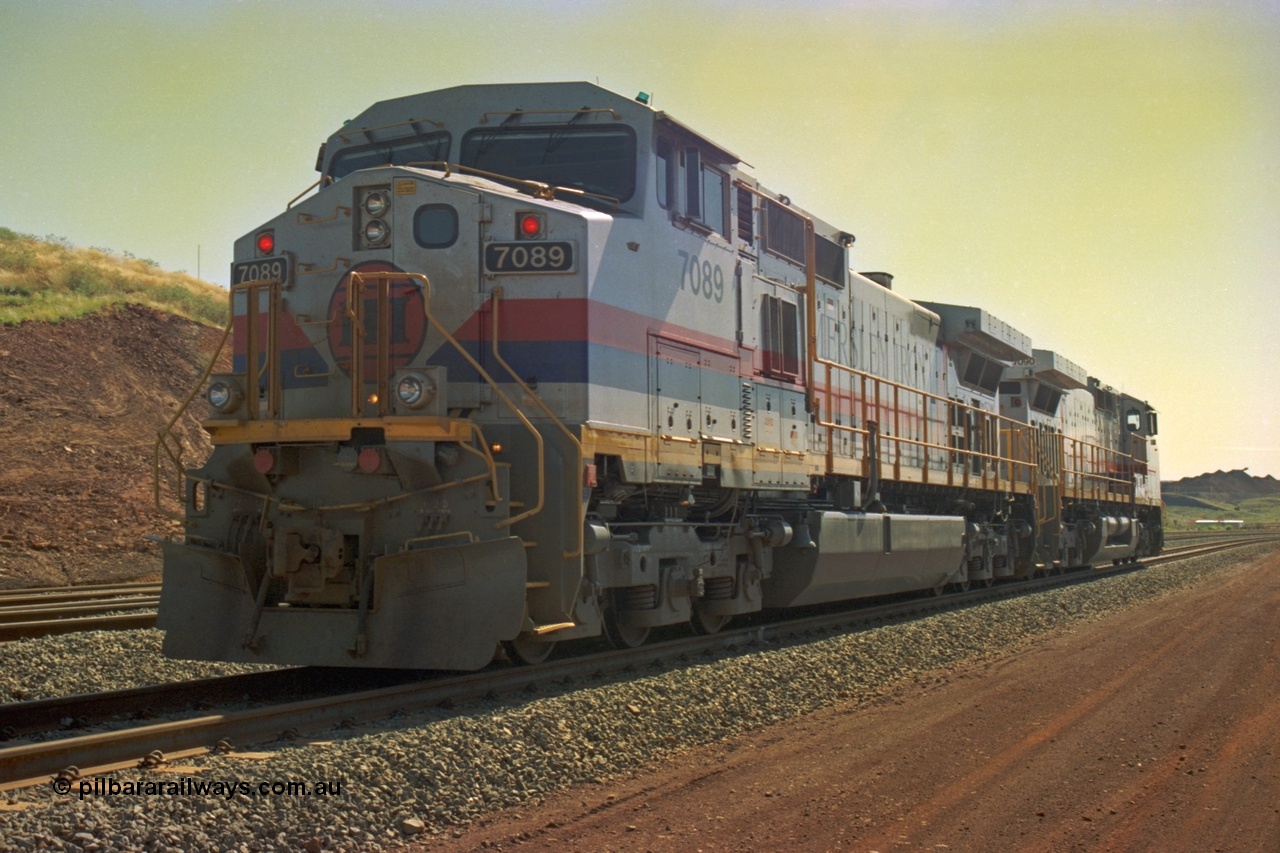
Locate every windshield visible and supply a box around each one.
[328,132,452,181]
[460,125,636,201]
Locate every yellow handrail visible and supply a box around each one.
[152,315,234,520]
[401,161,619,206]
[348,271,547,530]
[489,287,585,559]
[152,278,280,518]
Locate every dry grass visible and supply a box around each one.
[0,227,228,327]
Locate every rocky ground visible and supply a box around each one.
[0,305,221,588]
[411,544,1280,853]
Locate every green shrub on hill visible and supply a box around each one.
[0,228,227,327]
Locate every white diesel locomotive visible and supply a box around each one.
[157,82,1162,669]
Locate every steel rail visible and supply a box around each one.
[0,598,159,620]
[0,613,157,643]
[0,582,164,641]
[1165,530,1278,541]
[0,668,423,744]
[0,583,160,606]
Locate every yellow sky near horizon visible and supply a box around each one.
[1,0,1277,480]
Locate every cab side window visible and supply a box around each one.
[682,148,727,237]
[701,166,726,235]
[656,138,675,209]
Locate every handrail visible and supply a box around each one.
[298,258,351,276]
[810,359,1036,491]
[152,313,235,519]
[286,179,321,210]
[1059,432,1139,501]
[400,161,620,207]
[342,272,365,414]
[297,206,351,225]
[477,108,622,124]
[239,279,282,420]
[337,115,445,143]
[152,277,281,518]
[349,271,547,530]
[343,272,393,416]
[489,287,585,559]
[154,271,527,521]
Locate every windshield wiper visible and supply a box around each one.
[542,107,591,159]
[475,110,523,159]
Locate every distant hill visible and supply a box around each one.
[1161,469,1280,528]
[1162,469,1280,507]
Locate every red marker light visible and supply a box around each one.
[254,448,275,474]
[358,448,381,473]
[256,231,275,255]
[518,213,542,239]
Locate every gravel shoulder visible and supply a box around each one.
[414,545,1280,852]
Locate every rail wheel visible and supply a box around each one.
[690,607,729,635]
[604,612,650,649]
[503,635,555,666]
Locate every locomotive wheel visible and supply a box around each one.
[690,608,729,635]
[503,635,556,666]
[604,613,650,649]
[953,579,971,592]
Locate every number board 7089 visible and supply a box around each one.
[484,241,575,274]
[232,256,290,287]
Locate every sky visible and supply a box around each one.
[1,0,1277,481]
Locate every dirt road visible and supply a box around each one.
[421,550,1280,852]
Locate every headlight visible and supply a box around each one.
[364,220,389,246]
[363,191,390,218]
[207,378,243,413]
[395,371,435,410]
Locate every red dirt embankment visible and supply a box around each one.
[0,304,222,588]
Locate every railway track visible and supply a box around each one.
[2,535,1275,792]
[0,581,159,642]
[1164,529,1278,544]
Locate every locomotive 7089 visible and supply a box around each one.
[156,82,1162,669]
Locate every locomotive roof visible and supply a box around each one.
[917,302,1034,364]
[333,81,742,164]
